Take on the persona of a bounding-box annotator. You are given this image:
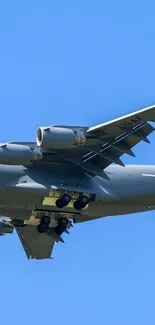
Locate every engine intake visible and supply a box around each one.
[36,126,86,149]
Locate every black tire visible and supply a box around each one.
[55,217,68,235]
[79,196,89,208]
[56,199,63,208]
[59,217,68,226]
[61,194,71,204]
[56,194,71,208]
[54,226,62,235]
[73,200,81,210]
[41,215,50,225]
[37,223,48,233]
[73,196,89,210]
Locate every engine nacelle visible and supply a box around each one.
[36,126,86,149]
[0,144,42,165]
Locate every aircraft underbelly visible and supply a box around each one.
[0,165,95,220]
[0,165,154,221]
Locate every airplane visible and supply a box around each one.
[0,104,155,260]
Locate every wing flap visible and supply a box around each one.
[81,121,155,169]
[29,105,155,175]
[16,226,55,260]
[63,107,155,173]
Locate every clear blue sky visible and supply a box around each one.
[0,1,155,324]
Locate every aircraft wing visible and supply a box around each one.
[61,105,155,176]
[11,105,155,177]
[16,226,55,260]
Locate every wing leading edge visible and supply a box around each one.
[10,105,155,178]
[62,105,155,176]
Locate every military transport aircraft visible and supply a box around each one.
[0,105,155,260]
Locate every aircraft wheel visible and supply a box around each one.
[56,194,71,208]
[41,215,50,225]
[60,217,69,227]
[55,199,63,208]
[73,196,89,210]
[37,223,48,234]
[73,200,81,210]
[55,217,68,235]
[37,215,50,233]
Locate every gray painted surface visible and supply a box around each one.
[1,104,155,259]
[0,163,155,221]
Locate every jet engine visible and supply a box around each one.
[0,218,14,236]
[36,126,86,149]
[0,144,42,165]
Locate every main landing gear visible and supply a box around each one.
[37,214,69,236]
[37,215,50,233]
[56,194,71,208]
[73,196,89,210]
[55,193,89,210]
[54,217,69,235]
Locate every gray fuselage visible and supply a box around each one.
[0,163,154,223]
